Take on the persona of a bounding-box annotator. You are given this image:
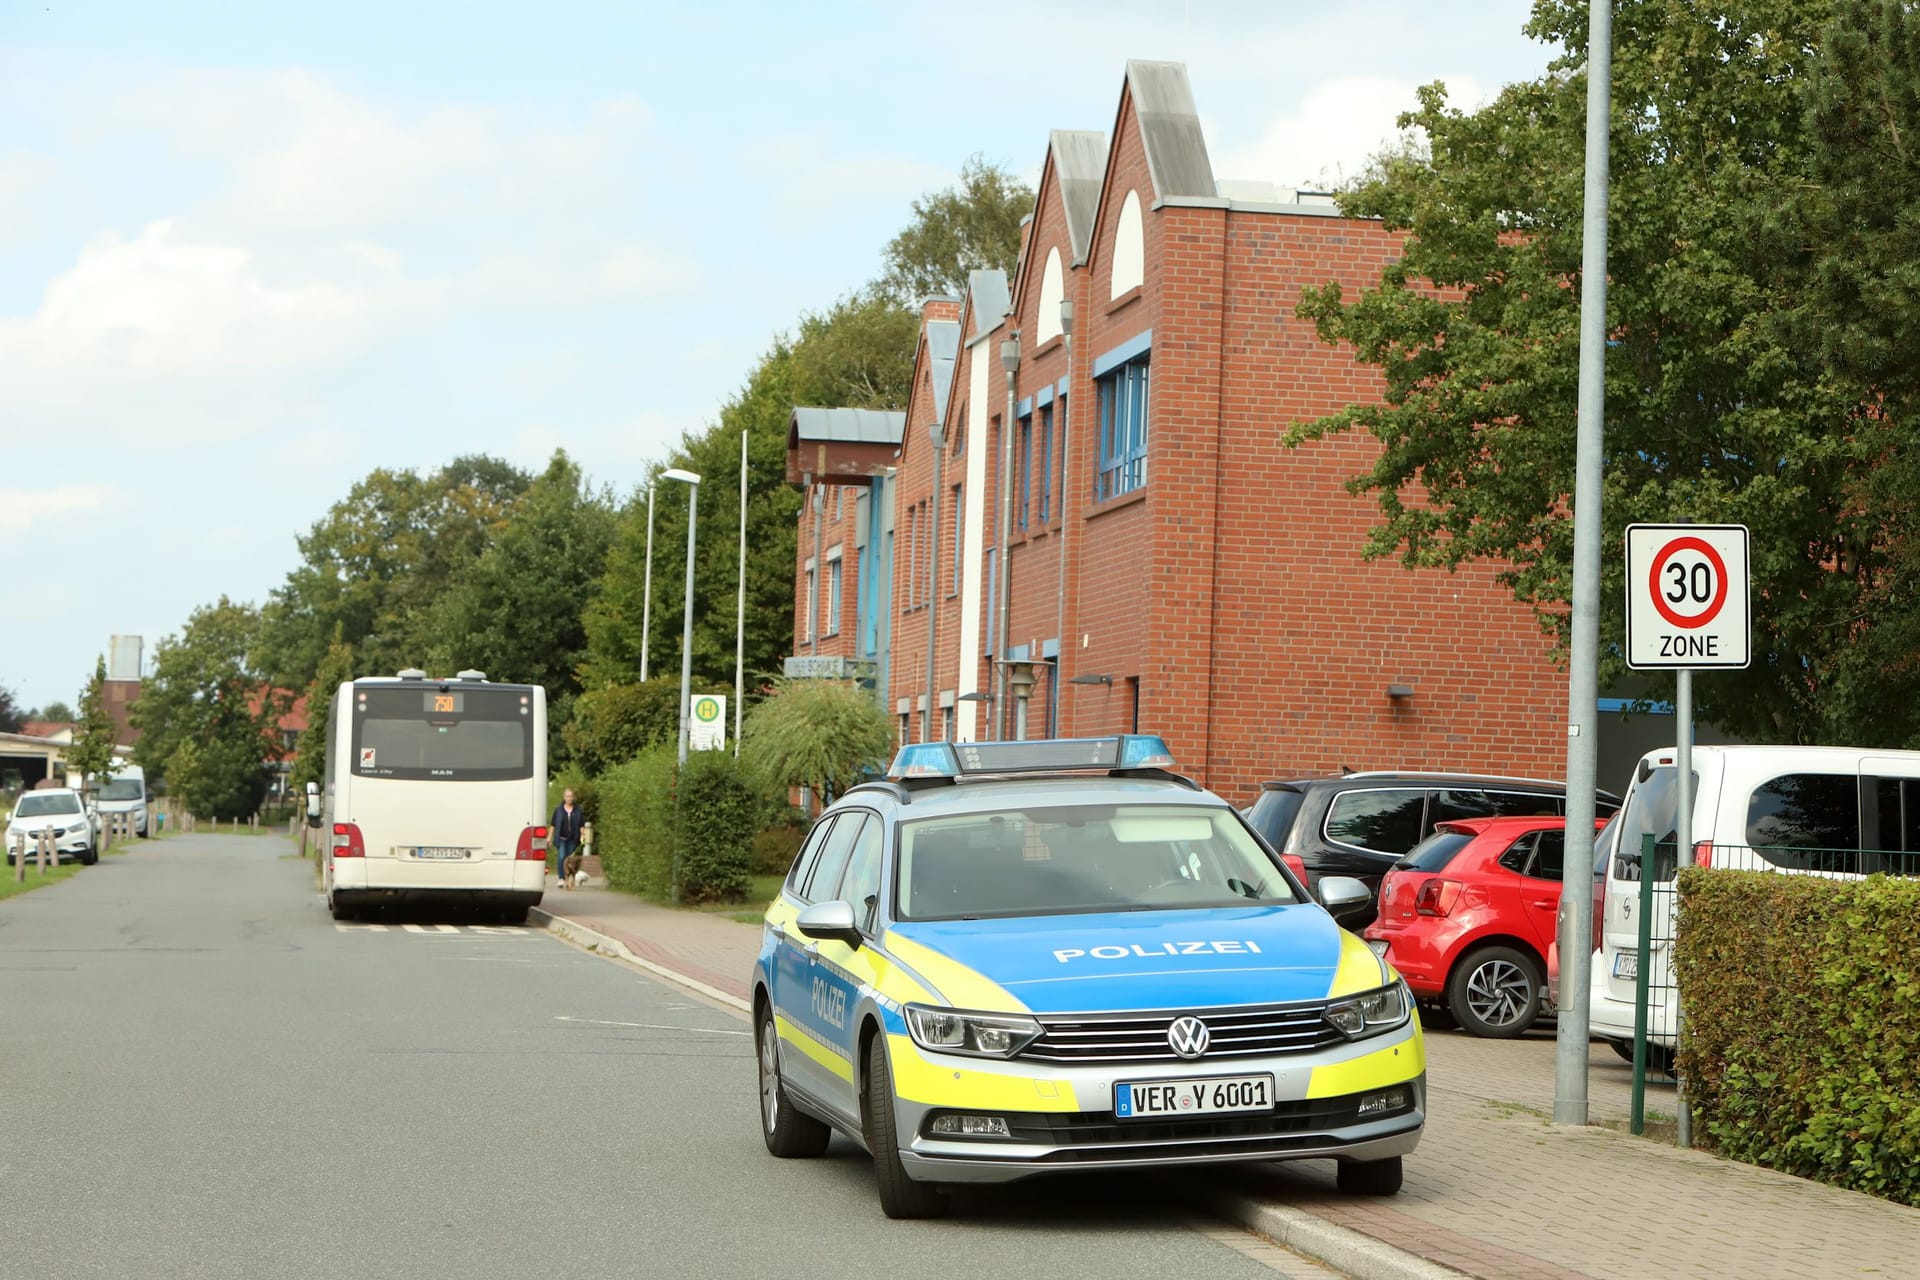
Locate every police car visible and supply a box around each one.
[751,736,1425,1218]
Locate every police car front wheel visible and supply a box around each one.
[757,1006,830,1158]
[1336,1155,1403,1196]
[863,1036,946,1219]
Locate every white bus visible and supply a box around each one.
[320,669,549,922]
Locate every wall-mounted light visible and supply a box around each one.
[1069,673,1113,686]
[1386,683,1414,700]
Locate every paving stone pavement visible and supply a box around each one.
[538,875,1920,1280]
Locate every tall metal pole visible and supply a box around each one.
[1554,0,1613,1127]
[676,481,700,771]
[1055,300,1075,738]
[926,421,946,742]
[734,430,748,757]
[1673,666,1693,1146]
[996,335,1020,740]
[640,484,656,682]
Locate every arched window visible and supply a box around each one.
[1036,248,1064,343]
[1111,190,1144,298]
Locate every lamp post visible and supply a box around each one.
[925,420,946,742]
[663,466,700,904]
[639,483,656,682]
[996,333,1020,739]
[1004,659,1037,741]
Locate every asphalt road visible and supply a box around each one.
[0,835,1321,1279]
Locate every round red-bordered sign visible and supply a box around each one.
[1648,536,1729,629]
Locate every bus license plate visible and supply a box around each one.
[415,847,469,860]
[1613,950,1638,980]
[1114,1074,1273,1120]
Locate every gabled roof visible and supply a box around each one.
[926,321,960,424]
[1051,129,1110,265]
[967,269,1010,344]
[1124,60,1216,202]
[787,407,906,445]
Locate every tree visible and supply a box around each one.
[132,598,277,816]
[740,678,894,807]
[563,676,728,777]
[66,656,120,791]
[1289,0,1891,744]
[38,700,73,724]
[253,456,532,691]
[0,681,21,734]
[290,627,354,794]
[879,156,1035,301]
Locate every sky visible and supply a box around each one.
[0,0,1560,712]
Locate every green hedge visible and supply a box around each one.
[594,745,677,897]
[1677,868,1920,1205]
[672,751,759,903]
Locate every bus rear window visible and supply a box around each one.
[351,686,534,781]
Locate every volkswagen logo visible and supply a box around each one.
[1167,1016,1210,1059]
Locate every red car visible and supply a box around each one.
[1364,815,1603,1039]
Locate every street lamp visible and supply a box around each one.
[663,468,701,772]
[639,483,656,682]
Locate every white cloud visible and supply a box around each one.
[0,485,110,531]
[1211,74,1487,191]
[739,133,951,226]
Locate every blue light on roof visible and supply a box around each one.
[1118,735,1176,769]
[888,742,961,778]
[886,735,1178,781]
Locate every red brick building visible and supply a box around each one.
[788,62,1573,805]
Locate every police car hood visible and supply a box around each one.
[886,905,1380,1014]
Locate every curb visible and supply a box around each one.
[529,906,749,1013]
[530,905,1463,1280]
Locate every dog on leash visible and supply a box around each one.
[562,851,584,889]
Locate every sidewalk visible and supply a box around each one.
[533,877,1920,1279]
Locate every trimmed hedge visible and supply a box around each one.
[1677,868,1920,1205]
[594,745,677,897]
[672,751,759,903]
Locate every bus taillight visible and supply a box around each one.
[331,822,367,858]
[515,826,549,860]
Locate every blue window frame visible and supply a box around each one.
[1017,413,1032,530]
[827,556,842,635]
[1096,357,1149,501]
[1038,402,1055,524]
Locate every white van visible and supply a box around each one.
[1589,743,1920,1054]
[93,763,149,837]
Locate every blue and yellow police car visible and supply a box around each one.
[751,736,1425,1218]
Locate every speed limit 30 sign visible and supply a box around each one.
[1625,524,1750,669]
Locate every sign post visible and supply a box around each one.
[1624,522,1750,1147]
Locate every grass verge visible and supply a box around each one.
[0,862,83,901]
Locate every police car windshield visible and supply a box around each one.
[895,803,1302,921]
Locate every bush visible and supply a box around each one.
[750,818,807,876]
[1678,868,1920,1205]
[673,751,760,903]
[565,676,728,777]
[740,678,893,805]
[594,745,677,897]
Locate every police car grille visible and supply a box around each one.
[1022,1004,1342,1063]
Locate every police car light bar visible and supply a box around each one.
[885,735,1177,781]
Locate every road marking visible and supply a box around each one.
[554,1015,749,1037]
[333,923,529,936]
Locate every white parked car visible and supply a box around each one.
[6,788,99,865]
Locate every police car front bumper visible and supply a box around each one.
[885,1026,1426,1184]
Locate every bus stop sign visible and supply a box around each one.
[1624,524,1751,669]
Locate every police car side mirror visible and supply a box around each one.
[795,900,862,948]
[1317,876,1371,920]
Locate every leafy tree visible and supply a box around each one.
[563,675,727,777]
[290,627,354,793]
[66,657,120,792]
[416,450,617,764]
[0,681,21,734]
[132,598,277,815]
[38,700,73,724]
[1289,0,1894,744]
[879,155,1035,301]
[740,678,893,807]
[254,456,532,691]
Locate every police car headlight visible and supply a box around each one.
[1324,982,1412,1040]
[903,1005,1044,1060]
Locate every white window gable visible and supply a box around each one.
[1036,247,1064,343]
[1111,190,1144,298]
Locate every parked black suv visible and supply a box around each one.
[1242,772,1621,925]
